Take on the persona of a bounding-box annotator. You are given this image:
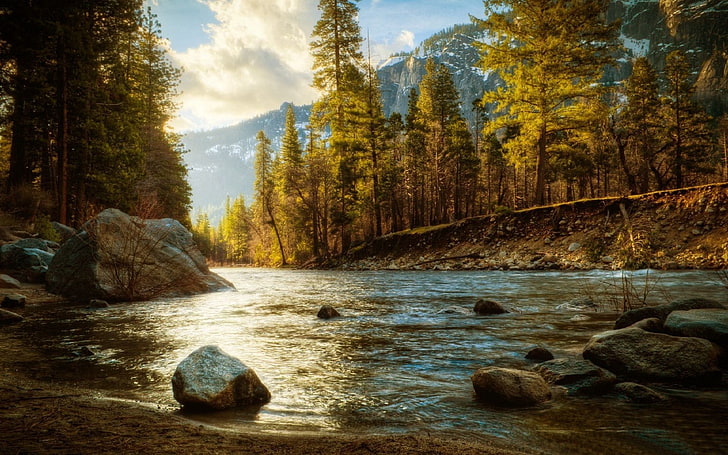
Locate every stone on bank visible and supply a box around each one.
[46,209,233,301]
[172,345,271,410]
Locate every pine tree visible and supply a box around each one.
[662,50,714,188]
[619,57,662,194]
[254,131,286,265]
[310,0,364,252]
[417,59,469,223]
[474,0,619,205]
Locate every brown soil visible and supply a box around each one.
[0,288,530,455]
[335,183,728,271]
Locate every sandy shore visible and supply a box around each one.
[0,291,531,455]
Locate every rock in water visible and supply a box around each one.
[583,327,722,384]
[471,367,552,406]
[0,274,21,289]
[533,358,617,395]
[1,294,26,309]
[614,382,667,403]
[664,309,728,347]
[172,345,271,410]
[0,308,23,325]
[614,298,725,329]
[525,346,554,362]
[473,299,509,315]
[46,209,233,301]
[317,304,341,319]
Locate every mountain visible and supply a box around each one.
[183,103,310,222]
[183,0,728,222]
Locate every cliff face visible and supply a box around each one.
[377,32,497,127]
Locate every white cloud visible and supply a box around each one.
[368,29,415,63]
[170,0,319,131]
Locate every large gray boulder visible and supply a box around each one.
[614,298,725,329]
[665,309,728,348]
[471,367,552,406]
[533,358,617,395]
[46,209,233,301]
[172,345,271,410]
[583,327,722,384]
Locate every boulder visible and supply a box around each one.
[665,309,728,347]
[88,299,110,309]
[471,367,552,406]
[317,304,341,319]
[0,244,51,283]
[172,345,271,410]
[0,308,23,325]
[474,299,509,315]
[614,382,667,403]
[1,294,26,309]
[0,274,21,289]
[614,298,725,329]
[46,209,234,301]
[629,317,663,333]
[13,238,51,252]
[532,358,617,395]
[525,346,554,362]
[583,327,722,384]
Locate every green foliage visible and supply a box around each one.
[0,2,189,226]
[34,214,61,243]
[474,0,620,205]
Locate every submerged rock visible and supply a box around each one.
[317,305,341,319]
[583,327,722,384]
[525,346,554,362]
[0,308,23,325]
[533,358,617,395]
[474,299,509,315]
[46,209,234,301]
[555,298,597,312]
[614,382,667,403]
[1,294,26,309]
[471,367,552,406]
[172,345,271,410]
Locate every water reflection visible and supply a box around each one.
[16,268,728,453]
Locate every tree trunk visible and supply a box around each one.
[534,125,548,206]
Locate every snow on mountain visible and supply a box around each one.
[183,0,728,221]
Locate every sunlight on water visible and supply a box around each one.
[20,268,728,453]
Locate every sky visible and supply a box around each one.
[146,0,483,132]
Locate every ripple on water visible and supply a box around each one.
[15,268,728,453]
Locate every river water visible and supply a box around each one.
[16,268,728,454]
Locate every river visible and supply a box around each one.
[16,268,728,454]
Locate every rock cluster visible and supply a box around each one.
[472,298,728,407]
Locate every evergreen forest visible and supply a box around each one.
[1,1,726,267]
[0,1,191,230]
[198,0,728,267]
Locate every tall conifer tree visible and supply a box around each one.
[474,0,619,205]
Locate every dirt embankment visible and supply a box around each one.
[334,183,728,271]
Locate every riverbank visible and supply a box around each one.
[0,288,530,455]
[331,183,728,271]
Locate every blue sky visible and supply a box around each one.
[147,0,482,131]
